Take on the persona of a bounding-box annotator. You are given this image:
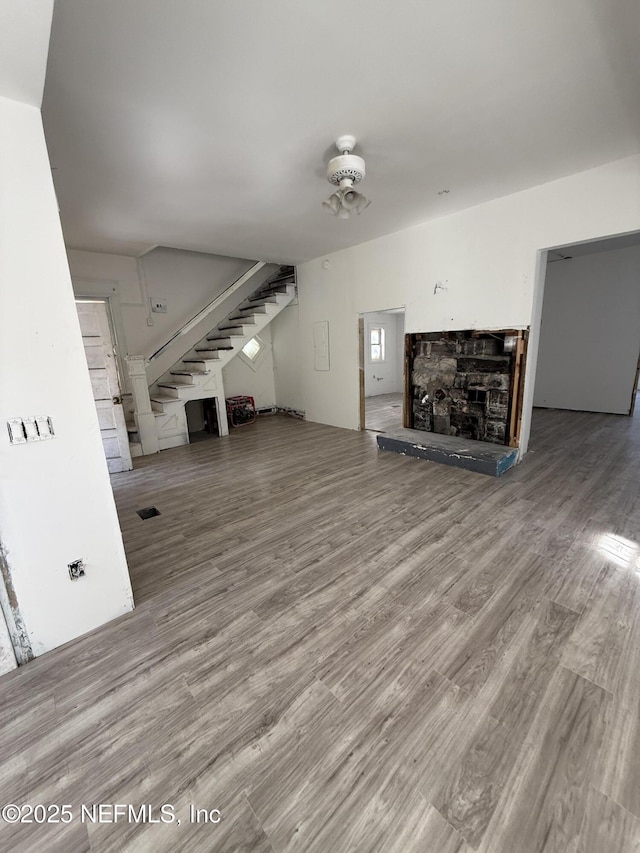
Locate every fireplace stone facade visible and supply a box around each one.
[410,331,516,445]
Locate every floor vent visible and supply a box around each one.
[137,506,161,520]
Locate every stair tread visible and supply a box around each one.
[170,369,209,375]
[196,345,234,351]
[150,395,180,403]
[183,357,220,363]
[248,293,279,303]
[157,382,191,390]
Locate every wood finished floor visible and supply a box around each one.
[365,392,403,433]
[2,408,640,852]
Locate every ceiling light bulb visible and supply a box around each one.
[341,190,358,211]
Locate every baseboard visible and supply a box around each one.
[276,406,306,420]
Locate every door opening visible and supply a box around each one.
[359,308,405,433]
[75,299,133,473]
[532,233,640,422]
[185,397,220,443]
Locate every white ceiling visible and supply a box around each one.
[42,0,640,265]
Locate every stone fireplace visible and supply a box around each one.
[407,330,527,446]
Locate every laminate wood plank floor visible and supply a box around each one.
[2,407,640,852]
[364,392,403,432]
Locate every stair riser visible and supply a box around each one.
[217,325,252,334]
[227,314,257,322]
[168,374,197,384]
[233,305,268,316]
[154,385,189,399]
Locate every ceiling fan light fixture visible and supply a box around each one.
[321,135,371,219]
[341,189,358,211]
[355,193,371,214]
[322,192,341,215]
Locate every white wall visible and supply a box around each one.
[67,247,253,360]
[297,155,640,454]
[0,95,134,657]
[534,246,640,414]
[272,301,304,413]
[363,311,399,396]
[222,324,277,409]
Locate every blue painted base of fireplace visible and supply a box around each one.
[376,428,519,477]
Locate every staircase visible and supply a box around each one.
[129,266,296,453]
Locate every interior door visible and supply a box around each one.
[76,300,133,473]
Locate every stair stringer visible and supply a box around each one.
[148,283,295,450]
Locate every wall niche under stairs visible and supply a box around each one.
[185,397,219,442]
[405,329,528,447]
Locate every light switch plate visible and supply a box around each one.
[23,417,39,441]
[7,419,26,444]
[35,416,54,440]
[7,416,55,444]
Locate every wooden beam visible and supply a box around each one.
[403,333,413,428]
[508,330,528,447]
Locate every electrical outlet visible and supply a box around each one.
[68,559,85,580]
[150,298,168,314]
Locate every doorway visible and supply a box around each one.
[532,232,640,421]
[75,299,133,473]
[359,308,405,433]
[185,397,220,443]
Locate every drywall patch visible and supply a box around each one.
[0,542,34,665]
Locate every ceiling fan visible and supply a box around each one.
[322,135,371,219]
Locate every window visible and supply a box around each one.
[239,335,270,371]
[241,337,262,361]
[370,327,385,362]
